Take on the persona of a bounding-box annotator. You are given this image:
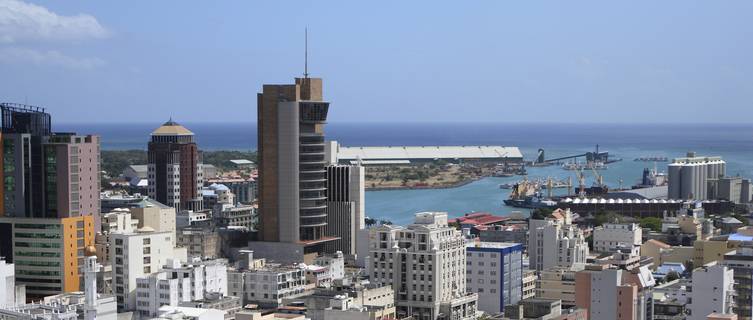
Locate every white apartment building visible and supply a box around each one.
[1,258,15,306]
[368,212,478,320]
[688,262,735,320]
[110,227,186,312]
[722,247,753,320]
[528,210,589,272]
[135,258,228,318]
[227,253,308,308]
[465,242,523,314]
[593,223,642,256]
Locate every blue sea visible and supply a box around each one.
[58,122,753,225]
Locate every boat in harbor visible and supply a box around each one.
[562,161,607,171]
[502,179,556,209]
[499,183,514,189]
[634,156,669,162]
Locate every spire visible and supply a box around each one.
[304,27,309,78]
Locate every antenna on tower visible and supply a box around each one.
[304,27,309,78]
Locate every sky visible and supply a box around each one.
[0,1,752,124]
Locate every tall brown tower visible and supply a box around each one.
[257,77,334,251]
[147,120,203,211]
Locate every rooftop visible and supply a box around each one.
[338,145,523,161]
[151,119,194,136]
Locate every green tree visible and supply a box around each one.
[640,217,663,232]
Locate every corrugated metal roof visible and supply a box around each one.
[338,145,523,161]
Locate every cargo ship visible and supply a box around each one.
[502,179,556,209]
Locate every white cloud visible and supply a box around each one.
[0,0,109,43]
[0,47,105,69]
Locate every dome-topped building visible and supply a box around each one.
[147,119,203,211]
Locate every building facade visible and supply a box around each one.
[528,211,588,272]
[722,247,753,320]
[465,242,523,314]
[256,77,333,253]
[593,223,642,256]
[668,152,726,200]
[688,262,735,320]
[0,216,94,299]
[135,259,228,318]
[575,264,655,320]
[367,212,478,320]
[324,164,365,257]
[147,120,204,212]
[0,104,101,229]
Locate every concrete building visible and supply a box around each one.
[227,251,308,308]
[522,270,537,300]
[177,227,221,260]
[110,224,186,312]
[709,176,752,203]
[592,223,642,256]
[668,152,726,200]
[722,246,753,320]
[0,216,95,299]
[1,258,17,306]
[575,264,656,320]
[128,198,177,245]
[479,225,528,251]
[134,258,228,318]
[155,306,226,320]
[504,298,588,320]
[180,292,241,320]
[535,267,580,308]
[465,242,523,314]
[368,212,478,320]
[256,76,335,257]
[206,177,257,205]
[304,278,395,320]
[0,104,101,229]
[215,203,257,231]
[528,210,588,272]
[324,164,365,258]
[688,262,735,320]
[148,120,204,212]
[694,239,736,267]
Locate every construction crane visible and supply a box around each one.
[576,167,586,197]
[590,165,605,188]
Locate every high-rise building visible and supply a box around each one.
[256,77,335,255]
[0,258,15,305]
[0,103,101,229]
[528,210,588,272]
[324,164,365,258]
[0,215,95,300]
[367,212,478,320]
[668,152,726,200]
[465,242,523,314]
[147,120,204,212]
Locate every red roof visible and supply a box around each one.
[449,212,508,226]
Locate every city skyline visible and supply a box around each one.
[1,0,752,124]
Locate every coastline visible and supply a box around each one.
[365,175,485,192]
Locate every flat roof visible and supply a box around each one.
[230,159,254,165]
[338,145,523,161]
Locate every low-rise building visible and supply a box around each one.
[177,227,221,260]
[479,225,528,251]
[522,270,537,300]
[536,267,580,308]
[180,292,241,320]
[504,298,588,320]
[227,252,308,308]
[592,223,642,256]
[575,263,656,320]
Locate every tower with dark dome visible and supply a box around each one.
[147,119,203,211]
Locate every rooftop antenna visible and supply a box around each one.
[304,27,309,78]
